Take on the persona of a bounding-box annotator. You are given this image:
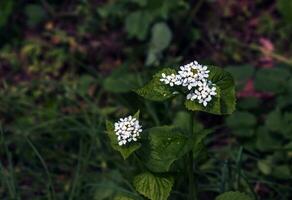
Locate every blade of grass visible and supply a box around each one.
[236,146,243,190]
[25,136,56,200]
[0,126,19,200]
[68,140,84,200]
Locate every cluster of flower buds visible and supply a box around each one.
[160,61,217,107]
[114,115,142,146]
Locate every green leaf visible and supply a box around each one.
[265,110,292,138]
[173,111,205,134]
[185,66,236,115]
[146,22,172,66]
[173,111,192,134]
[216,191,252,200]
[265,109,283,132]
[257,160,272,175]
[125,11,153,40]
[103,73,140,93]
[226,111,256,128]
[105,120,141,159]
[173,111,210,159]
[150,22,172,53]
[139,126,193,172]
[192,129,213,160]
[94,181,115,200]
[283,113,292,138]
[256,126,282,152]
[133,172,174,200]
[276,93,292,109]
[254,68,290,93]
[135,68,177,101]
[272,165,291,179]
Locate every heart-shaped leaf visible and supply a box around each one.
[139,126,194,172]
[135,68,178,101]
[133,172,174,200]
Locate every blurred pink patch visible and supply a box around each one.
[258,38,274,68]
[238,79,272,98]
[238,79,259,97]
[259,38,274,52]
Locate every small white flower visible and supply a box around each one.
[186,81,217,107]
[160,60,217,106]
[177,60,210,90]
[114,115,142,146]
[160,73,182,87]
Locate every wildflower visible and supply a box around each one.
[160,60,217,106]
[114,115,142,146]
[177,61,209,90]
[186,81,217,107]
[160,73,181,86]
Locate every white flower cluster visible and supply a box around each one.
[160,60,217,107]
[114,115,142,146]
[186,81,217,107]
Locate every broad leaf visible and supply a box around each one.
[103,67,140,93]
[216,191,252,200]
[264,109,292,138]
[135,68,178,101]
[149,22,172,53]
[272,165,291,179]
[173,111,204,134]
[185,66,236,115]
[94,181,115,200]
[133,172,174,200]
[192,129,212,159]
[256,126,282,152]
[146,22,172,66]
[139,126,194,172]
[125,11,153,40]
[173,111,210,159]
[265,109,283,132]
[105,112,141,159]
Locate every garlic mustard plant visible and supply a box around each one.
[106,60,236,200]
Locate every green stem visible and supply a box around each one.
[188,151,197,200]
[188,112,198,200]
